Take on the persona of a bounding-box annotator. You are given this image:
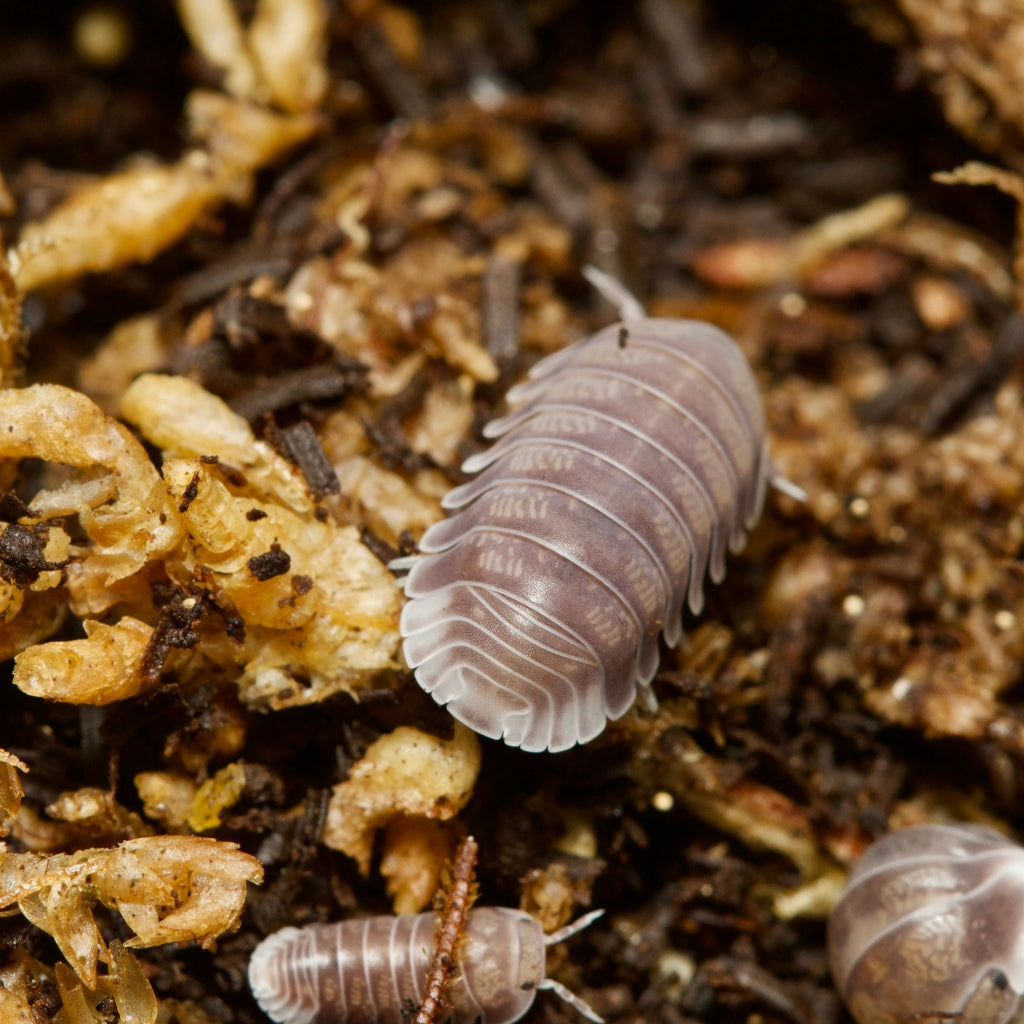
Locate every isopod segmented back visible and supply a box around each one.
[827,823,1024,1024]
[393,314,770,752]
[248,907,604,1024]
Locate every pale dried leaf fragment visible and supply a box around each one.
[185,90,322,191]
[135,772,199,829]
[119,374,403,707]
[934,160,1024,314]
[45,787,153,846]
[96,836,262,948]
[13,155,221,292]
[333,454,444,546]
[380,817,458,914]
[0,589,68,661]
[323,724,482,874]
[122,373,312,514]
[791,192,910,274]
[176,0,260,102]
[13,616,155,705]
[153,455,402,705]
[77,314,169,414]
[13,93,319,293]
[55,941,158,1024]
[0,985,34,1024]
[0,750,26,839]
[249,0,329,113]
[849,0,1024,160]
[0,384,182,582]
[0,836,263,987]
[0,949,55,1024]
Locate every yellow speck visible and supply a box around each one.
[848,496,870,518]
[73,5,132,68]
[652,791,674,812]
[995,610,1016,631]
[187,762,247,833]
[779,292,806,317]
[842,594,865,617]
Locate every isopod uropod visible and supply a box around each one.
[827,823,1024,1024]
[248,907,604,1024]
[393,268,796,752]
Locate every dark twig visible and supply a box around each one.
[414,836,479,1024]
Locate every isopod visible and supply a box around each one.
[393,268,796,752]
[248,907,604,1024]
[827,822,1024,1024]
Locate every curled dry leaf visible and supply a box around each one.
[121,372,312,512]
[184,90,322,187]
[2,376,402,707]
[322,724,482,875]
[14,616,155,705]
[0,384,182,584]
[790,192,909,274]
[12,92,320,293]
[0,835,263,987]
[12,156,224,293]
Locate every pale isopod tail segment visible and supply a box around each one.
[582,264,807,506]
[540,910,606,1024]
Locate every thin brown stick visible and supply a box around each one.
[413,835,479,1024]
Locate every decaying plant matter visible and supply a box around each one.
[5,0,1024,1022]
[0,836,262,984]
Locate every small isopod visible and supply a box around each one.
[248,907,604,1024]
[827,823,1024,1024]
[393,268,798,752]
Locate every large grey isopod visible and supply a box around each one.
[827,823,1024,1024]
[393,269,794,752]
[248,907,604,1024]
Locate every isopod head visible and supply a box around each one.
[827,823,1024,1024]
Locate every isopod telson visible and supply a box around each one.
[393,267,798,752]
[248,907,605,1024]
[827,823,1024,1024]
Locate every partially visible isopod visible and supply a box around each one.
[248,907,604,1024]
[393,267,797,752]
[827,823,1024,1024]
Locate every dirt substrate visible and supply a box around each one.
[3,3,1024,1024]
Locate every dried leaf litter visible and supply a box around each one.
[3,2,1024,1023]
